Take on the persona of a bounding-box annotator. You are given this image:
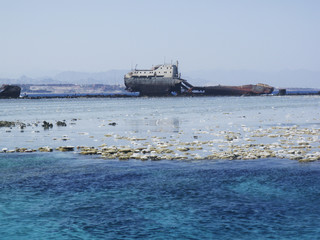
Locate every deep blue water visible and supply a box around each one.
[1,153,320,239]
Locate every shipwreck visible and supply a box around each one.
[124,62,274,96]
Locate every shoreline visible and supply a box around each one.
[17,92,320,99]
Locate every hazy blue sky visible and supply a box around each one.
[0,0,319,79]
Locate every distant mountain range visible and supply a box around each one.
[1,69,319,89]
[54,70,128,85]
[0,70,128,85]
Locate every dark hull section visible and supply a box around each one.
[0,85,21,98]
[124,77,183,96]
[192,84,274,96]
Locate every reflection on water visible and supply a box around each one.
[127,117,180,133]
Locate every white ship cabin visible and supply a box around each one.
[125,62,180,79]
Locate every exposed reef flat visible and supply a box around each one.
[1,121,319,162]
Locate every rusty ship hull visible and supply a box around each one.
[191,84,274,96]
[0,85,21,98]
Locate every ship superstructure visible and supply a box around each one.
[125,62,180,79]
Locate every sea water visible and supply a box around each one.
[1,96,319,149]
[1,96,320,239]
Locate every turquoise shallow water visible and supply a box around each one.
[1,153,320,239]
